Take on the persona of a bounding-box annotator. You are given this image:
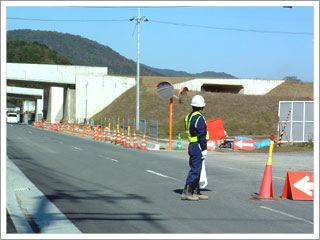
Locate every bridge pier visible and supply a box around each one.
[46,87,64,123]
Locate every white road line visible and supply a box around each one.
[99,155,119,162]
[216,165,240,171]
[260,206,313,225]
[273,176,286,180]
[146,170,177,180]
[71,146,82,150]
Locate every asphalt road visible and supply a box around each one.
[6,123,315,234]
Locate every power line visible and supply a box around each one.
[7,16,313,35]
[7,17,129,22]
[149,19,313,36]
[67,6,193,9]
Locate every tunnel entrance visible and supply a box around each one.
[201,84,244,94]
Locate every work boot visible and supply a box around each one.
[194,183,209,200]
[181,184,199,201]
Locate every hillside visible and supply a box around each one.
[142,64,237,78]
[91,78,313,139]
[7,40,72,65]
[7,29,237,78]
[7,29,158,76]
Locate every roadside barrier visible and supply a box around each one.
[140,134,147,150]
[251,136,278,201]
[133,131,139,149]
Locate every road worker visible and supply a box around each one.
[181,95,209,201]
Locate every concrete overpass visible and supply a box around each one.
[7,87,44,121]
[173,78,285,95]
[7,63,135,123]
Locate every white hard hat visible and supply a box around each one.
[191,95,206,107]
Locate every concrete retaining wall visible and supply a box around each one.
[75,75,135,120]
[173,78,285,95]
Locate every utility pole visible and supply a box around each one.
[85,81,88,123]
[130,8,148,131]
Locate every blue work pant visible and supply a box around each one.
[185,143,203,188]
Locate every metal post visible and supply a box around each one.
[85,81,88,122]
[130,8,148,131]
[169,97,173,150]
[136,8,141,131]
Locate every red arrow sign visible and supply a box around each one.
[282,172,314,200]
[233,139,255,150]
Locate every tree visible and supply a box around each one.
[283,76,301,82]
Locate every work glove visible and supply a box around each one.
[201,150,208,160]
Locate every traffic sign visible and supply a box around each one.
[282,172,314,200]
[233,139,255,150]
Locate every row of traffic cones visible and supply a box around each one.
[95,127,147,150]
[35,121,149,150]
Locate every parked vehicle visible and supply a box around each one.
[7,112,19,123]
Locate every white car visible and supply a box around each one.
[7,113,19,123]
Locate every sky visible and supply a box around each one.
[3,1,317,82]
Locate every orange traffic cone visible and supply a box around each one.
[133,132,139,149]
[140,133,147,150]
[95,128,99,140]
[117,131,121,144]
[112,129,117,143]
[251,136,278,201]
[102,127,107,141]
[98,128,102,140]
[91,127,96,139]
[106,129,111,141]
[121,131,126,146]
[126,134,131,148]
[58,123,63,132]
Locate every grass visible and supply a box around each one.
[91,77,314,144]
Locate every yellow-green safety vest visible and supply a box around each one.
[185,111,209,143]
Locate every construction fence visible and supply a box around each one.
[278,101,314,143]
